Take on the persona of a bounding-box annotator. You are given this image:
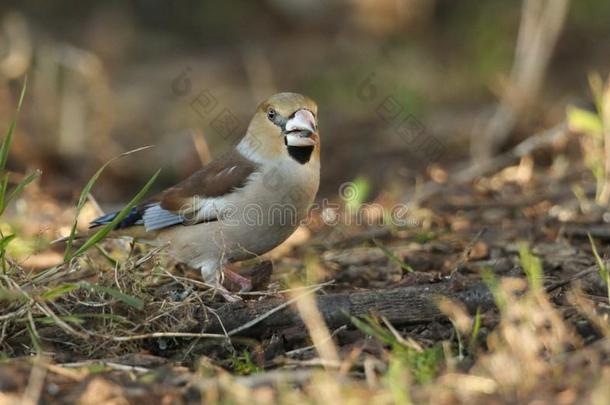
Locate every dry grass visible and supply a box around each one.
[2,81,610,404]
[0,246,226,357]
[2,229,610,404]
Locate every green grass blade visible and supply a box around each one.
[588,233,610,304]
[40,283,80,301]
[373,238,414,273]
[469,307,482,352]
[0,174,9,214]
[67,168,160,261]
[35,315,86,325]
[4,169,42,208]
[350,315,395,346]
[19,312,131,325]
[0,233,16,270]
[0,233,16,251]
[588,233,608,283]
[26,322,42,353]
[567,105,603,136]
[481,268,506,311]
[518,243,543,291]
[81,282,144,309]
[0,77,27,172]
[452,319,464,360]
[0,286,25,301]
[94,244,119,267]
[63,146,155,260]
[63,161,117,259]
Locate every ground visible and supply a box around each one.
[2,144,610,404]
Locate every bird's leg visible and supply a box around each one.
[223,267,253,292]
[214,284,242,303]
[199,260,242,302]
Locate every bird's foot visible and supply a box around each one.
[198,261,244,302]
[223,268,253,293]
[211,284,243,303]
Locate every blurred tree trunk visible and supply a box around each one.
[471,0,570,164]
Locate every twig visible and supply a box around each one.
[192,368,316,390]
[545,266,599,293]
[103,362,151,373]
[411,122,568,205]
[566,225,610,241]
[57,360,150,374]
[134,245,168,267]
[285,325,348,357]
[226,283,328,336]
[45,363,87,381]
[0,306,27,321]
[452,228,487,275]
[280,358,343,369]
[381,316,423,352]
[35,302,90,340]
[106,332,227,342]
[239,280,336,296]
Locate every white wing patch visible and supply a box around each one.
[185,196,229,223]
[142,169,258,232]
[142,205,184,231]
[142,198,229,232]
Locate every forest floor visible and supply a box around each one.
[2,152,610,404]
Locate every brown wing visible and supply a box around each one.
[87,151,258,233]
[159,150,259,213]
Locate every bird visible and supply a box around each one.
[86,92,320,296]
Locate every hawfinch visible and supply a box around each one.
[89,92,320,292]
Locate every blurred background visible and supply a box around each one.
[0,0,608,204]
[6,2,610,399]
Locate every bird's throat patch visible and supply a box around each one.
[287,145,314,164]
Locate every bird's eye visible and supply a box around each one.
[267,108,276,121]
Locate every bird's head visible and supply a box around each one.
[239,92,319,163]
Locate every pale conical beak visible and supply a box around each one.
[285,109,317,147]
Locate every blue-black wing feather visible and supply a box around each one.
[89,206,146,230]
[89,204,186,231]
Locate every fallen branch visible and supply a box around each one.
[226,283,326,336]
[565,225,610,241]
[196,281,495,337]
